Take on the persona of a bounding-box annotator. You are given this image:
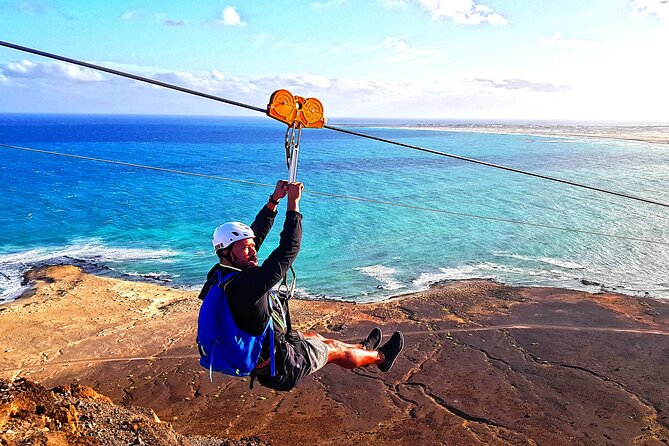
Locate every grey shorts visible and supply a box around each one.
[301,337,329,374]
[256,335,330,391]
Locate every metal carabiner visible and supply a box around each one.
[284,125,294,170]
[284,123,301,182]
[278,266,297,301]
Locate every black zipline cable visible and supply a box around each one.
[2,143,668,247]
[0,41,265,114]
[322,124,669,209]
[1,40,668,210]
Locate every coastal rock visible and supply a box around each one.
[1,265,669,445]
[580,278,602,287]
[0,378,269,446]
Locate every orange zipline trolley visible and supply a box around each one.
[267,89,326,183]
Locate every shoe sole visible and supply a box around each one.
[378,331,404,372]
[362,327,382,350]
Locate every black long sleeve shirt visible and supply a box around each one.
[199,206,302,336]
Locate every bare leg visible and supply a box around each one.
[303,332,383,369]
[302,331,367,348]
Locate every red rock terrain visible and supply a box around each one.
[0,378,268,445]
[1,265,668,445]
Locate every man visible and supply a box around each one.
[199,180,404,391]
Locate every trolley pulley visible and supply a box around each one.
[267,89,326,182]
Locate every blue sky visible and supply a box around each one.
[1,0,668,121]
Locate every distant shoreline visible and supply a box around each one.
[396,124,669,145]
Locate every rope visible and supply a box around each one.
[2,40,668,210]
[2,143,667,247]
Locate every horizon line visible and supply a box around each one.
[1,112,668,126]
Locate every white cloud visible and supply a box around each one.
[539,31,605,52]
[320,35,448,64]
[211,69,225,81]
[1,60,106,82]
[1,60,237,94]
[121,10,139,20]
[631,0,669,22]
[216,6,246,26]
[121,10,186,26]
[91,60,172,74]
[312,0,346,8]
[473,78,571,93]
[15,0,47,14]
[252,32,273,47]
[249,73,333,91]
[5,52,664,120]
[377,0,408,9]
[564,24,669,122]
[0,59,563,104]
[416,0,508,25]
[290,73,333,89]
[379,36,449,63]
[248,73,455,99]
[163,19,187,26]
[151,70,229,90]
[383,37,411,53]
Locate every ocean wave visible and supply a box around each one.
[413,264,496,288]
[412,261,582,289]
[293,286,349,302]
[492,251,585,269]
[0,240,179,303]
[356,265,405,291]
[407,260,669,300]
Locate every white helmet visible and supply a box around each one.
[212,222,255,251]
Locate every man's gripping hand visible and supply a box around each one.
[287,182,303,212]
[271,180,288,202]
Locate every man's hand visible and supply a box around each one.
[286,182,303,212]
[272,180,288,201]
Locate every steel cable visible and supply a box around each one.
[2,143,667,247]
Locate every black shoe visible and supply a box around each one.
[360,327,382,351]
[377,331,404,372]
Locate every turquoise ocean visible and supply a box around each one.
[1,114,667,303]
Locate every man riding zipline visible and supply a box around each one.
[197,180,404,391]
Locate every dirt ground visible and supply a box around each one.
[1,265,668,445]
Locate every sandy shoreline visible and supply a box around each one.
[2,265,669,445]
[400,123,669,145]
